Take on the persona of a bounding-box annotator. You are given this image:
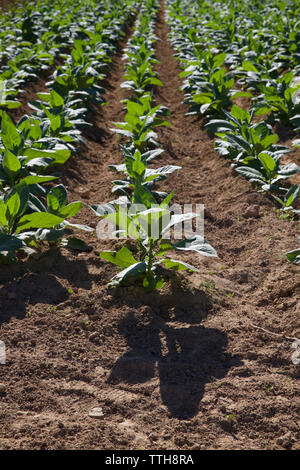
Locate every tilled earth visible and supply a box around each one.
[0,1,299,450]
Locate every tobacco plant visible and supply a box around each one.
[91,187,217,290]
[112,95,171,152]
[253,72,300,130]
[183,68,252,117]
[0,183,91,262]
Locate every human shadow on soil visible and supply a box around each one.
[107,286,242,419]
[0,249,94,324]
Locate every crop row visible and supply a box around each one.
[91,0,218,291]
[0,0,140,263]
[165,0,300,265]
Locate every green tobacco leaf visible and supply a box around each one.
[145,165,181,181]
[286,249,300,265]
[193,94,212,104]
[226,134,252,153]
[16,212,64,233]
[36,228,64,241]
[0,233,23,252]
[63,237,90,251]
[278,163,300,176]
[0,199,7,227]
[242,61,258,72]
[47,184,68,212]
[3,150,21,174]
[174,235,218,257]
[205,119,236,133]
[109,261,147,286]
[1,112,21,151]
[235,166,264,180]
[156,240,173,256]
[260,134,278,149]
[254,105,273,116]
[132,159,146,176]
[49,148,71,165]
[37,92,50,102]
[6,191,20,220]
[231,91,253,99]
[0,101,22,109]
[20,175,58,185]
[161,212,197,236]
[143,275,164,291]
[285,185,299,207]
[9,183,29,218]
[230,105,251,123]
[50,115,62,133]
[100,246,137,268]
[49,90,64,108]
[59,201,82,218]
[258,152,276,175]
[157,258,199,272]
[23,148,64,162]
[63,222,93,232]
[133,182,157,207]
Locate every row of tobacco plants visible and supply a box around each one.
[91,0,218,291]
[0,0,140,263]
[165,0,300,265]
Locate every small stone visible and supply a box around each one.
[88,407,104,419]
[244,205,260,218]
[191,444,201,450]
[276,432,293,449]
[89,332,101,344]
[0,383,6,394]
[78,188,90,199]
[231,271,249,284]
[94,366,106,377]
[89,332,98,340]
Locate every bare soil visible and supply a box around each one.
[0,2,299,451]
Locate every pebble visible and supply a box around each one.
[276,432,293,449]
[94,366,106,377]
[0,383,6,394]
[244,205,260,218]
[191,443,201,450]
[89,332,101,344]
[88,407,104,419]
[78,188,90,199]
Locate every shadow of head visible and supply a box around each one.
[111,279,215,324]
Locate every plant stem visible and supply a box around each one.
[147,238,155,280]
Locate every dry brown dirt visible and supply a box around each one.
[0,1,299,451]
